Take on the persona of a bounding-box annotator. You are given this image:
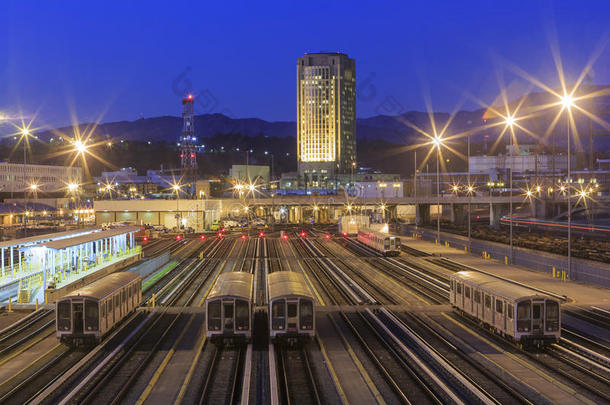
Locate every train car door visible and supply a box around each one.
[287,300,298,332]
[532,301,544,334]
[73,301,84,335]
[223,301,234,333]
[503,301,507,331]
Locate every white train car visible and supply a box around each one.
[450,271,560,345]
[56,272,142,344]
[205,272,253,341]
[357,228,401,256]
[268,271,315,339]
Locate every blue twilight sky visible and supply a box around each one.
[1,0,609,129]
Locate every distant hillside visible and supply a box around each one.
[27,87,610,151]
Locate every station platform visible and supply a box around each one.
[400,237,610,308]
[44,252,141,303]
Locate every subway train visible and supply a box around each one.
[205,272,254,341]
[450,271,561,345]
[357,228,401,256]
[268,271,315,339]
[56,272,142,344]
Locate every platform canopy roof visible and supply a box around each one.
[0,227,101,250]
[32,226,141,251]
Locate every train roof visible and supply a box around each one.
[358,228,399,239]
[38,226,141,250]
[451,271,557,302]
[268,271,313,301]
[206,272,253,301]
[58,272,141,301]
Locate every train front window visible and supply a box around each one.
[235,300,249,331]
[57,301,71,331]
[545,301,559,331]
[517,301,531,332]
[272,299,285,330]
[384,239,390,250]
[300,300,313,329]
[207,301,221,330]
[287,302,298,318]
[85,301,99,331]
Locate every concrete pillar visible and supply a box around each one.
[490,203,509,228]
[450,204,465,225]
[415,204,430,226]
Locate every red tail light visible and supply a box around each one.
[325,234,331,240]
[217,232,223,237]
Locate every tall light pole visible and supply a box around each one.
[560,94,575,278]
[505,115,516,263]
[467,133,471,251]
[20,127,32,236]
[432,136,443,244]
[173,183,182,230]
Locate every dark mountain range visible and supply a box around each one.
[13,87,610,151]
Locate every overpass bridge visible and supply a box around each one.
[94,194,608,230]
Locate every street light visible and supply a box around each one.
[19,126,32,236]
[559,92,575,278]
[74,139,87,154]
[431,136,443,244]
[504,115,516,264]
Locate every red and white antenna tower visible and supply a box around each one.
[180,94,197,196]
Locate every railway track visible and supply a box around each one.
[296,238,374,305]
[199,344,246,404]
[290,239,353,305]
[275,343,322,405]
[34,239,230,404]
[0,309,55,359]
[342,236,448,304]
[453,311,610,404]
[395,310,534,404]
[310,239,399,305]
[368,308,499,404]
[338,311,441,405]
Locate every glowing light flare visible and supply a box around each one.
[74,139,87,154]
[560,93,575,110]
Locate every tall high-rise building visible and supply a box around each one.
[297,52,356,188]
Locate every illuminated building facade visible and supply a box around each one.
[297,53,356,188]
